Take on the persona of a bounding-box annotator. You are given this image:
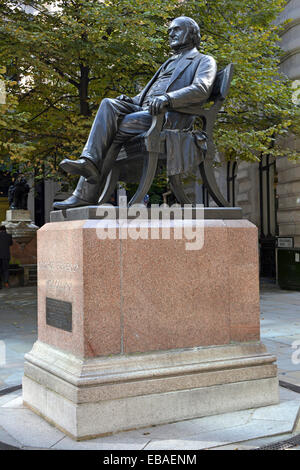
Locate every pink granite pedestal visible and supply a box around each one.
[23,217,278,440]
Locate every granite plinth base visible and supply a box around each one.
[23,341,278,440]
[23,217,279,439]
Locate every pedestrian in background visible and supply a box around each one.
[0,226,12,288]
[143,194,150,208]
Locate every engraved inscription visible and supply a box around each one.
[46,279,72,297]
[46,297,72,332]
[38,261,79,273]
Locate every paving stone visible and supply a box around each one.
[143,419,294,450]
[0,391,21,406]
[212,433,294,450]
[52,435,150,451]
[0,424,22,448]
[2,395,24,409]
[0,408,64,449]
[251,400,300,422]
[210,443,258,450]
[280,372,300,386]
[279,387,300,402]
[237,433,298,450]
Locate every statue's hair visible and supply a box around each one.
[173,16,201,48]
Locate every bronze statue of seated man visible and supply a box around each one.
[53,16,217,210]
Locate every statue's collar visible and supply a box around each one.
[171,47,199,60]
[184,47,200,59]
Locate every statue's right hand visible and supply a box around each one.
[116,94,134,103]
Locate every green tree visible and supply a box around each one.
[0,66,32,170]
[0,0,299,181]
[0,0,180,179]
[181,0,300,163]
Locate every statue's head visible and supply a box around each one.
[168,16,201,52]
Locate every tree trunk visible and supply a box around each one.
[79,64,90,116]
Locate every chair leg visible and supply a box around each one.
[169,174,191,205]
[199,160,230,207]
[169,164,230,207]
[128,151,159,206]
[97,167,120,205]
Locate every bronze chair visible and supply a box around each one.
[97,63,234,207]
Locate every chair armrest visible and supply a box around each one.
[144,113,165,152]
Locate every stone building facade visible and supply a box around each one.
[232,0,300,278]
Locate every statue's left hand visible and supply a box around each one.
[148,95,170,115]
[116,94,134,103]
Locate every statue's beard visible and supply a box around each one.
[170,38,194,53]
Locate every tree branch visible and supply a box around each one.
[39,57,80,88]
[28,94,78,122]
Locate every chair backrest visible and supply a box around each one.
[210,63,234,103]
[185,63,234,119]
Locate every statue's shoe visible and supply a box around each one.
[59,158,100,184]
[53,195,97,210]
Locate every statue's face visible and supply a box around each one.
[168,18,191,51]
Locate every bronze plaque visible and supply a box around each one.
[46,297,72,332]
